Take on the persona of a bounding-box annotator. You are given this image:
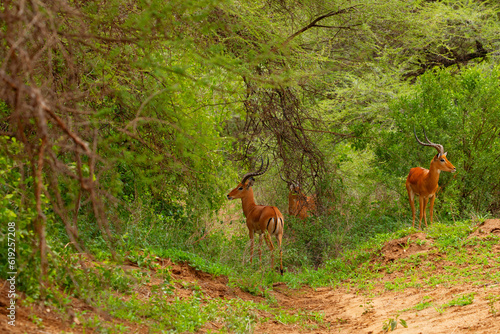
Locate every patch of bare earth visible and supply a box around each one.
[3,220,500,333]
[380,232,433,263]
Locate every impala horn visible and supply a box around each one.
[241,157,269,184]
[414,127,445,155]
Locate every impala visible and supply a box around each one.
[227,158,285,274]
[406,128,456,229]
[280,174,316,219]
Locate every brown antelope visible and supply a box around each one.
[227,158,284,274]
[280,174,316,219]
[406,128,456,229]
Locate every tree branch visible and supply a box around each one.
[273,5,362,51]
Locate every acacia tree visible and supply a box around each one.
[215,1,370,204]
[216,0,500,209]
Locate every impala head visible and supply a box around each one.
[279,173,301,194]
[227,157,269,200]
[414,127,456,173]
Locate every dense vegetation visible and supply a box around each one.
[1,0,500,331]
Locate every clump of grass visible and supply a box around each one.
[443,293,475,308]
[431,293,476,315]
[486,294,500,316]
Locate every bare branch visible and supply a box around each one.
[273,5,362,51]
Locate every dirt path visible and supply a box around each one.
[2,220,500,333]
[3,280,499,333]
[260,282,500,333]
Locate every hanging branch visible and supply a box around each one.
[404,41,489,80]
[240,81,327,191]
[273,5,362,51]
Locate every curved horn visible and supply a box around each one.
[414,127,444,155]
[241,157,269,184]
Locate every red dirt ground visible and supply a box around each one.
[2,219,500,333]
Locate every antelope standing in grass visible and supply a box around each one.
[406,128,456,229]
[227,158,284,274]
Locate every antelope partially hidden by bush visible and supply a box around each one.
[280,174,316,219]
[227,158,284,275]
[406,128,456,229]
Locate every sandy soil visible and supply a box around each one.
[2,219,500,333]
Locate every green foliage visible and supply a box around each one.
[413,296,434,311]
[486,294,500,316]
[443,293,475,308]
[154,247,232,277]
[0,136,48,297]
[285,215,348,268]
[433,293,476,315]
[0,138,22,225]
[274,308,326,329]
[382,314,408,332]
[426,220,475,251]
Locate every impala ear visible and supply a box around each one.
[443,152,448,156]
[436,153,442,159]
[246,177,255,188]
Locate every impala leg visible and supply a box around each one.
[429,196,436,224]
[406,185,416,228]
[268,217,284,275]
[418,196,425,230]
[264,230,275,270]
[277,232,283,275]
[270,249,275,270]
[264,231,274,251]
[258,234,263,262]
[422,197,429,228]
[249,230,254,264]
